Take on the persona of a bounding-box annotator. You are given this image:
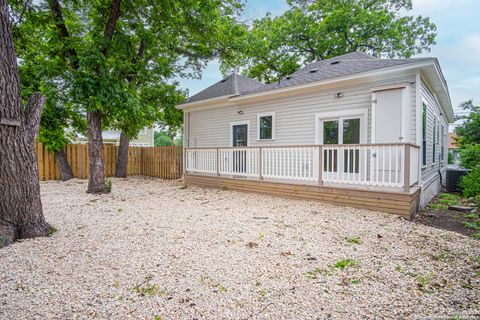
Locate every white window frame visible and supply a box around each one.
[139,127,147,135]
[230,120,250,147]
[257,112,275,141]
[314,109,368,144]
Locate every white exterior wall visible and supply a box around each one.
[185,75,417,148]
[418,77,449,208]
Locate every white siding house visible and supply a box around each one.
[177,52,453,216]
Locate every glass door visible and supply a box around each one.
[232,124,248,173]
[321,117,361,180]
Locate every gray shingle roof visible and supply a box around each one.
[243,52,433,95]
[186,73,262,103]
[184,52,434,104]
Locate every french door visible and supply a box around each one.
[232,124,248,173]
[321,117,361,180]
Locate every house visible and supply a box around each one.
[75,127,155,147]
[448,132,460,164]
[176,52,453,217]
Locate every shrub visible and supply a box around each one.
[448,150,454,164]
[460,167,480,198]
[106,178,113,193]
[459,144,480,169]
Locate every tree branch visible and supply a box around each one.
[23,93,45,140]
[102,0,121,57]
[47,0,79,69]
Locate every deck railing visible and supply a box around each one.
[185,144,420,191]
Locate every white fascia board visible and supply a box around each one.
[176,94,235,110]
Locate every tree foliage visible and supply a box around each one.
[154,131,175,146]
[454,100,480,149]
[221,0,437,83]
[10,0,245,145]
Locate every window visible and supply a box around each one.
[441,124,445,161]
[432,116,436,163]
[422,103,427,166]
[139,127,147,135]
[257,113,275,140]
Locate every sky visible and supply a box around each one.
[177,0,480,119]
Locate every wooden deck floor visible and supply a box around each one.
[184,174,420,218]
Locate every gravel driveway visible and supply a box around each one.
[1,177,479,319]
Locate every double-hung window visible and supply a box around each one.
[441,124,445,161]
[257,112,275,140]
[432,116,437,164]
[422,103,427,166]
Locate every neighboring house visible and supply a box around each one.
[177,52,453,217]
[76,127,155,147]
[448,132,460,164]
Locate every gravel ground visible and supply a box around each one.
[1,177,479,320]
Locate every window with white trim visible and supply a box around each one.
[432,116,437,164]
[441,123,445,161]
[139,127,147,135]
[422,103,427,166]
[257,112,275,140]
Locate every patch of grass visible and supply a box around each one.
[217,284,227,293]
[48,226,58,236]
[133,275,166,297]
[221,186,228,191]
[153,316,162,320]
[350,278,362,285]
[395,263,402,272]
[438,193,461,206]
[428,203,448,210]
[105,178,113,193]
[301,267,332,279]
[258,232,265,240]
[429,250,454,262]
[199,275,206,285]
[464,217,480,240]
[332,259,358,270]
[417,273,436,294]
[346,237,362,244]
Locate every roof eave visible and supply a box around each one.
[176,94,233,110]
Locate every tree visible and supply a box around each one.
[221,0,437,82]
[0,0,51,247]
[454,100,480,148]
[154,131,175,147]
[454,100,480,170]
[11,0,245,188]
[113,84,185,177]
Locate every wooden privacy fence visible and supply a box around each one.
[35,143,183,181]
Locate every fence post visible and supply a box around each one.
[258,147,263,180]
[403,144,410,193]
[216,148,220,177]
[318,145,323,185]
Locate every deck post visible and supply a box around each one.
[216,148,220,177]
[403,144,410,193]
[318,145,323,185]
[258,147,263,180]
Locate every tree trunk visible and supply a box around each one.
[86,110,107,193]
[115,131,130,178]
[0,0,51,247]
[54,148,74,181]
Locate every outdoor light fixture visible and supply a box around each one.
[336,92,344,98]
[238,110,243,115]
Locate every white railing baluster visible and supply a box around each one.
[184,143,417,189]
